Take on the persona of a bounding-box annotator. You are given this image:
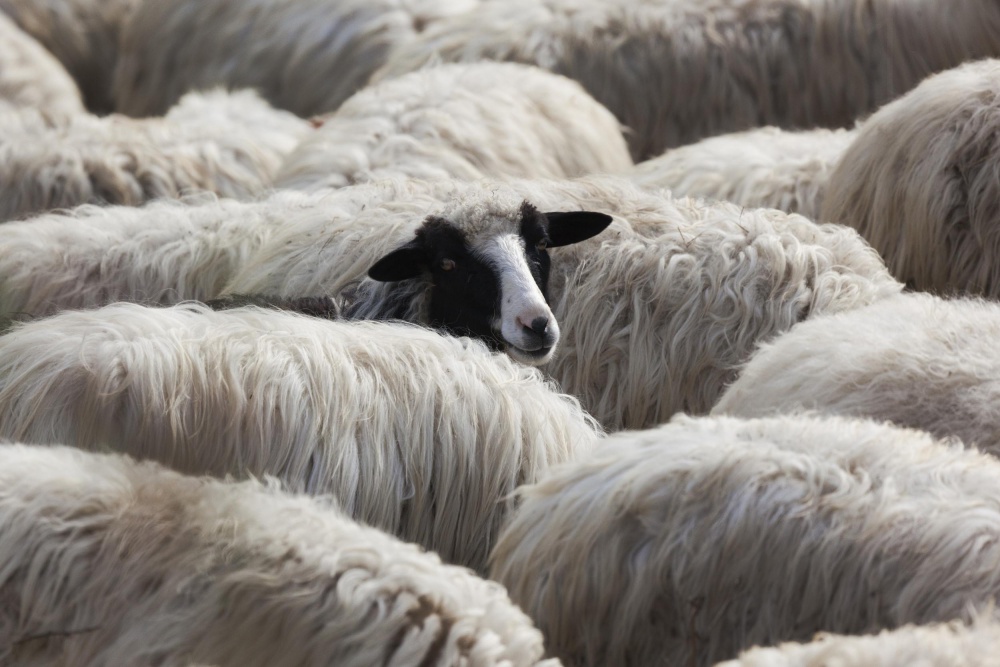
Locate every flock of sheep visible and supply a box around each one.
[4,0,1000,665]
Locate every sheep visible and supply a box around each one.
[112,0,479,118]
[0,303,602,572]
[0,0,139,113]
[821,58,1000,297]
[0,11,84,119]
[0,88,312,222]
[712,292,1000,457]
[0,444,558,666]
[226,175,901,430]
[627,126,856,220]
[490,412,1000,667]
[717,619,1000,667]
[373,0,1000,160]
[273,62,632,191]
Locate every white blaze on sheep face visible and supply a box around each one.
[367,200,613,366]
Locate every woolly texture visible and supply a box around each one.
[0,12,83,118]
[0,0,138,113]
[822,59,1000,297]
[227,176,900,430]
[0,185,394,318]
[374,0,1000,160]
[0,303,601,572]
[274,62,631,191]
[0,88,311,222]
[491,413,1000,667]
[0,444,556,666]
[112,0,477,118]
[713,292,1000,456]
[628,126,856,220]
[719,619,1000,667]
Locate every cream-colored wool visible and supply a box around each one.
[713,292,1000,456]
[491,413,1000,667]
[0,0,140,113]
[0,444,557,667]
[374,0,1000,160]
[227,176,900,430]
[0,189,357,318]
[718,619,1000,667]
[822,59,1000,297]
[628,126,856,219]
[274,62,632,191]
[0,88,311,222]
[0,304,600,572]
[0,12,83,118]
[112,0,477,118]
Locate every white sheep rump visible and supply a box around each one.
[627,126,856,220]
[491,413,1000,667]
[821,58,1000,297]
[0,88,311,222]
[374,0,1000,159]
[0,0,138,113]
[0,11,83,118]
[718,618,1000,667]
[112,0,478,118]
[273,62,632,191]
[0,303,600,572]
[226,176,900,430]
[713,292,1000,457]
[0,444,555,667]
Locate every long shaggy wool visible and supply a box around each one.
[0,11,84,118]
[822,58,1000,297]
[0,0,139,113]
[274,62,631,191]
[226,176,900,430]
[0,88,311,222]
[0,303,601,572]
[713,292,1000,456]
[112,0,478,118]
[628,126,856,220]
[374,0,1000,160]
[0,444,557,667]
[490,413,1000,667]
[0,188,370,319]
[718,619,1000,667]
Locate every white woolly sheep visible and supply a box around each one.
[627,126,856,220]
[374,0,1000,159]
[0,11,84,118]
[491,412,1000,667]
[718,619,1000,667]
[112,0,478,118]
[0,88,311,222]
[0,444,557,666]
[226,175,901,429]
[713,292,1000,457]
[0,0,139,113]
[822,58,1000,297]
[273,62,632,191]
[0,189,341,318]
[0,303,601,572]
[0,178,613,369]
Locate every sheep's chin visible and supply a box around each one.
[506,344,555,366]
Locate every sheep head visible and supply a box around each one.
[368,199,611,365]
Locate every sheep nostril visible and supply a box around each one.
[528,317,549,336]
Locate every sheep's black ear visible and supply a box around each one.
[543,212,614,247]
[368,240,427,282]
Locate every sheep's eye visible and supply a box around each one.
[440,258,455,271]
[536,240,547,251]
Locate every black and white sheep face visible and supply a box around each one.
[368,201,612,365]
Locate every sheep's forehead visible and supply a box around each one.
[437,193,527,245]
